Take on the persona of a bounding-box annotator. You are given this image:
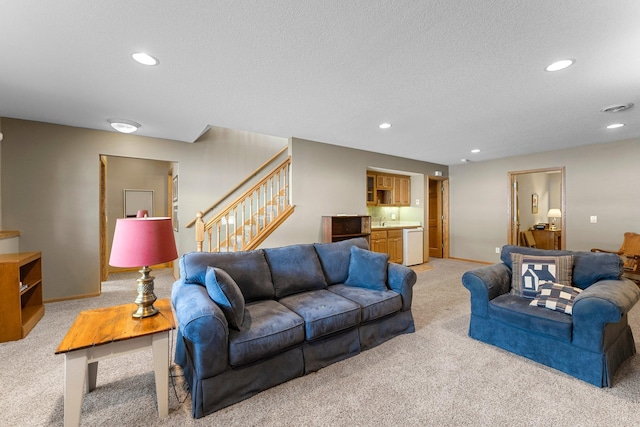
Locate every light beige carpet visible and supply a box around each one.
[1,259,639,426]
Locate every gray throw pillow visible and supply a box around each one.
[205,266,245,330]
[345,245,389,291]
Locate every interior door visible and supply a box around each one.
[428,179,443,258]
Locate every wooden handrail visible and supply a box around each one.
[203,157,290,230]
[185,146,288,228]
[195,156,292,253]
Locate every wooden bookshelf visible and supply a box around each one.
[0,252,44,342]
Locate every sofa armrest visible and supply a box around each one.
[461,263,511,317]
[171,279,229,379]
[387,263,417,311]
[571,278,640,351]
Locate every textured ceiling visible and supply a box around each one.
[1,1,639,165]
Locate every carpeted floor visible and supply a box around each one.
[1,258,639,426]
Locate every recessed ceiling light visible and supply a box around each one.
[379,122,392,129]
[600,103,634,113]
[545,59,575,72]
[132,52,159,66]
[471,149,481,153]
[108,119,141,133]
[461,158,469,163]
[606,123,625,129]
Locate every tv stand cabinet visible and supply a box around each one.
[0,252,44,342]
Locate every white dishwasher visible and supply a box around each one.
[402,227,424,266]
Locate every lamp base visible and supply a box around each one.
[133,266,159,318]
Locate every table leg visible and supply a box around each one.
[151,332,169,417]
[87,361,98,393]
[64,351,88,427]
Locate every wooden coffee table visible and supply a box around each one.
[55,298,175,427]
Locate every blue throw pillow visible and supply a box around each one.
[345,246,389,291]
[205,266,245,330]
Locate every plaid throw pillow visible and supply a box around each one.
[530,282,582,315]
[511,253,573,298]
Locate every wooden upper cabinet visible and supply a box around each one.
[368,172,410,206]
[376,174,394,190]
[393,176,411,206]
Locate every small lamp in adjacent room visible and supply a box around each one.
[547,209,562,231]
[109,217,177,318]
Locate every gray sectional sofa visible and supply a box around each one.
[171,237,417,418]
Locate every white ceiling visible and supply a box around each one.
[1,1,639,165]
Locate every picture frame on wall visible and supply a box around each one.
[531,193,538,214]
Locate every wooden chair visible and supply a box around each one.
[592,232,640,285]
[520,230,536,248]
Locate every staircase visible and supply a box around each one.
[193,154,293,252]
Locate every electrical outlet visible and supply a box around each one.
[590,216,597,224]
[495,247,501,254]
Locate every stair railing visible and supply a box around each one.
[193,156,293,252]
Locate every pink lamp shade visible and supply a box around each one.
[109,217,178,267]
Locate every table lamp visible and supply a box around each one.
[547,209,562,231]
[109,217,178,318]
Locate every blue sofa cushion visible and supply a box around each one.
[328,284,402,322]
[279,289,361,340]
[571,252,622,289]
[205,267,245,330]
[510,253,573,298]
[314,238,369,285]
[264,244,328,298]
[345,246,389,291]
[489,294,573,341]
[228,300,304,366]
[180,250,274,302]
[530,282,582,315]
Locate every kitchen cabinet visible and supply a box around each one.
[366,174,376,205]
[376,175,394,190]
[393,176,411,206]
[367,171,411,206]
[387,229,403,264]
[370,229,403,264]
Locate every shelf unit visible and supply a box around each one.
[0,252,44,343]
[322,216,371,244]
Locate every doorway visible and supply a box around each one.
[428,177,449,258]
[99,155,177,283]
[508,167,565,249]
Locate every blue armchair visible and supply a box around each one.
[462,245,640,387]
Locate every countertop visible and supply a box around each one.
[371,222,421,230]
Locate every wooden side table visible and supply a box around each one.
[55,298,175,427]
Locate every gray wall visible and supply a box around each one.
[1,118,287,300]
[262,137,447,247]
[449,138,640,263]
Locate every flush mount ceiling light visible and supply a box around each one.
[378,122,392,129]
[545,59,575,72]
[108,119,141,134]
[132,52,159,66]
[607,123,625,129]
[600,103,634,113]
[471,149,481,153]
